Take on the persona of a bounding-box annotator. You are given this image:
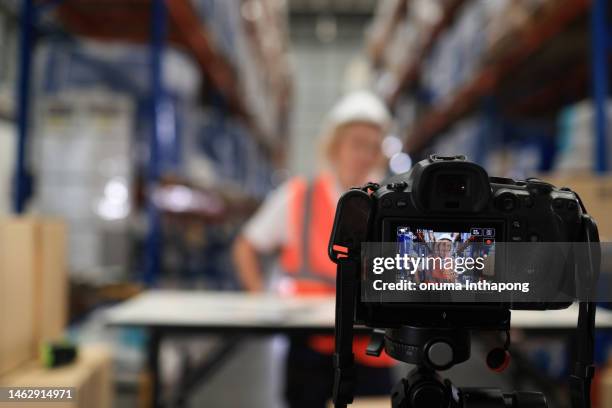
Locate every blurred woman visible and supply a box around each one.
[233,91,395,408]
[431,235,456,283]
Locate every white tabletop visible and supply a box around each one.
[105,290,336,330]
[104,290,612,331]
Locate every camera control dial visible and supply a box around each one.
[426,341,454,369]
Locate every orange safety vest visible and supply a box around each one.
[279,173,394,368]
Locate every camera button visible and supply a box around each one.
[522,195,534,208]
[528,233,540,242]
[511,236,523,242]
[503,198,515,211]
[567,200,577,210]
[495,193,517,212]
[396,200,408,208]
[381,198,392,208]
[552,199,564,209]
[426,341,454,369]
[526,179,553,193]
[387,182,408,191]
[511,220,521,229]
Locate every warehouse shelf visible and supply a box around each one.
[152,180,260,224]
[54,0,289,153]
[401,0,590,154]
[385,0,467,105]
[0,94,13,121]
[499,27,595,118]
[0,6,16,121]
[0,111,13,121]
[368,0,408,68]
[12,0,291,285]
[371,0,611,173]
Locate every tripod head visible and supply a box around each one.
[373,326,547,408]
[393,365,547,408]
[382,326,471,370]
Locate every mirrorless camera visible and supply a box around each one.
[328,155,600,408]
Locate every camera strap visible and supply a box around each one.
[570,302,596,408]
[333,258,357,408]
[570,213,599,408]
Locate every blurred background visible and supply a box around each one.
[0,0,611,407]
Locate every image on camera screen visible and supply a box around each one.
[396,226,496,285]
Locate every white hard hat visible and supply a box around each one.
[437,233,453,242]
[326,90,391,130]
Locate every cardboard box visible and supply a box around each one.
[539,174,612,241]
[33,220,68,350]
[328,398,388,408]
[0,218,36,376]
[0,218,68,376]
[600,365,612,408]
[0,345,113,408]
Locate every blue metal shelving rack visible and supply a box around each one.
[144,0,167,286]
[13,0,35,214]
[13,0,171,284]
[591,0,611,173]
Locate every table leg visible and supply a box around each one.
[173,335,243,407]
[148,328,162,408]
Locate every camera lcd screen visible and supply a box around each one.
[362,219,573,307]
[396,225,497,285]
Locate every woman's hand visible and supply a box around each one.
[232,236,265,292]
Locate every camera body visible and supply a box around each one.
[329,155,598,330]
[371,155,582,243]
[329,155,600,408]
